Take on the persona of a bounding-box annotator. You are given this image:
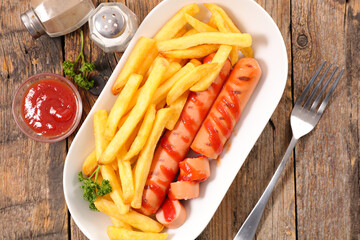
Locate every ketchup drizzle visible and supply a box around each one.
[204,119,223,155]
[162,199,176,222]
[160,137,183,162]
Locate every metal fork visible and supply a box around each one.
[234,61,345,240]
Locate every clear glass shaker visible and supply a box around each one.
[21,0,95,38]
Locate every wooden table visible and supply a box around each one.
[1,0,359,239]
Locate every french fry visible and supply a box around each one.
[112,37,156,94]
[167,62,218,105]
[161,44,220,59]
[136,47,159,76]
[190,45,232,91]
[157,32,252,51]
[117,150,135,204]
[154,3,200,41]
[162,62,182,83]
[143,56,162,82]
[118,111,131,129]
[189,59,202,66]
[94,110,108,161]
[105,74,143,140]
[82,150,97,176]
[156,98,167,110]
[124,105,156,161]
[95,198,164,232]
[111,161,118,171]
[204,3,253,58]
[207,15,217,28]
[206,6,231,33]
[144,58,180,85]
[110,217,133,230]
[131,108,174,209]
[173,26,188,38]
[166,91,189,130]
[183,28,199,37]
[101,165,130,214]
[107,227,168,240]
[184,13,218,33]
[99,58,169,165]
[229,46,239,66]
[202,8,239,65]
[204,3,240,33]
[152,62,195,105]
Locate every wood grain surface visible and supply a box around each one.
[0,0,358,240]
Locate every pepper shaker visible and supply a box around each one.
[88,3,139,53]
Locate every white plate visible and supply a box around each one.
[63,0,288,239]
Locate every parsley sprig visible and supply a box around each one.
[78,166,112,211]
[63,30,95,90]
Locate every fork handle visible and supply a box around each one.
[234,136,298,240]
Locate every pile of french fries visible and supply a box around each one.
[81,3,253,239]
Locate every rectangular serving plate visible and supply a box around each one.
[63,0,288,239]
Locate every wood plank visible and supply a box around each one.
[197,0,295,239]
[0,1,67,239]
[345,2,360,239]
[292,0,359,239]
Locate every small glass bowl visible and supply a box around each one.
[12,73,83,143]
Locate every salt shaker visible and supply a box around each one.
[88,3,139,53]
[21,0,95,38]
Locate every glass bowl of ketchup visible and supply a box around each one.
[12,73,83,143]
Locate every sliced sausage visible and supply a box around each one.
[156,199,187,229]
[168,181,200,200]
[178,156,210,182]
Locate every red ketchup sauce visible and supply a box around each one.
[178,161,208,182]
[22,79,77,136]
[162,199,176,222]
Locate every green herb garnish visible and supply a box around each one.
[78,166,112,211]
[63,30,95,90]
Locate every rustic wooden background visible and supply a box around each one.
[0,0,359,239]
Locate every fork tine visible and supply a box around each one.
[295,61,326,105]
[303,64,332,108]
[316,68,344,115]
[310,66,338,111]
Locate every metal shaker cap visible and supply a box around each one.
[21,9,46,39]
[89,3,138,53]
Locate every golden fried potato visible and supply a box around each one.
[166,91,189,130]
[98,58,169,165]
[154,3,200,41]
[124,105,156,161]
[161,44,219,59]
[95,198,164,233]
[82,150,97,176]
[190,45,232,91]
[105,74,143,140]
[110,217,133,230]
[94,110,108,161]
[131,108,174,209]
[184,13,218,32]
[112,37,156,94]
[167,62,218,105]
[182,28,199,37]
[157,32,252,51]
[100,165,130,214]
[152,62,195,105]
[117,152,135,204]
[107,226,168,240]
